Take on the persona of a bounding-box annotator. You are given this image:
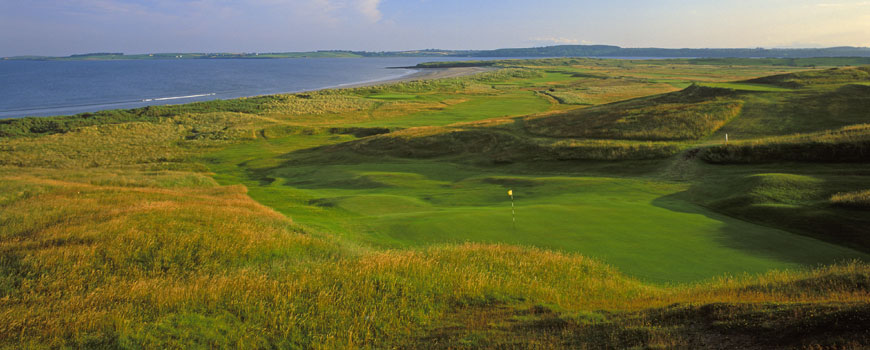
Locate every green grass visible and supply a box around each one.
[3,57,870,349]
[204,136,868,283]
[525,85,744,141]
[699,82,793,92]
[677,163,870,252]
[744,66,870,88]
[702,124,870,163]
[338,126,684,162]
[350,90,552,128]
[366,93,419,100]
[711,84,870,140]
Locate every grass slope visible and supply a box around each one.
[205,135,867,283]
[524,85,744,141]
[1,58,870,349]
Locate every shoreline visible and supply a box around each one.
[0,66,498,119]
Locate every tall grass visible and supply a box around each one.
[831,190,870,209]
[0,113,268,168]
[341,126,683,162]
[2,58,869,349]
[744,66,870,88]
[262,91,378,116]
[2,171,866,349]
[1,169,867,348]
[525,85,744,141]
[701,124,870,163]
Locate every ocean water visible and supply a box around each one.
[0,57,486,119]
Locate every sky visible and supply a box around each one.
[1,0,869,56]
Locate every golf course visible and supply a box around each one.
[2,57,869,348]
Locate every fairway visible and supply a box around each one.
[206,136,868,283]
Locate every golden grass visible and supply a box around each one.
[701,124,870,163]
[0,113,269,169]
[263,92,378,116]
[524,97,744,141]
[545,80,679,106]
[831,190,870,209]
[1,167,868,348]
[1,61,868,348]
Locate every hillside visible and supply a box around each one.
[1,58,870,349]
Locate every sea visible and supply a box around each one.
[0,57,496,119]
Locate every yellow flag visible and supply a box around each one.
[508,190,513,197]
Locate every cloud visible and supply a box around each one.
[355,0,383,22]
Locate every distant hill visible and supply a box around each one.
[6,45,870,61]
[457,45,870,58]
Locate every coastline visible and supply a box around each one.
[0,66,498,119]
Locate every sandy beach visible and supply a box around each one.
[338,66,497,89]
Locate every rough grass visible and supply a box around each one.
[831,190,870,209]
[338,126,683,162]
[2,58,870,349]
[0,171,652,348]
[525,85,744,141]
[701,124,870,163]
[712,84,870,140]
[262,91,378,116]
[699,82,793,92]
[539,75,680,106]
[0,113,267,168]
[1,170,867,349]
[744,66,870,88]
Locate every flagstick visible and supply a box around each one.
[510,190,516,231]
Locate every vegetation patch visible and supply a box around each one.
[701,124,870,163]
[831,190,870,209]
[339,126,683,162]
[2,57,870,348]
[525,85,743,141]
[743,66,870,88]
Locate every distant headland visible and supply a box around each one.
[5,44,870,61]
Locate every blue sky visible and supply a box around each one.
[1,0,869,56]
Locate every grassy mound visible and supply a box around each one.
[701,124,870,163]
[743,66,870,88]
[710,83,870,140]
[682,171,870,251]
[338,126,682,162]
[524,85,743,141]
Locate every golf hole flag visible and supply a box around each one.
[508,189,515,226]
